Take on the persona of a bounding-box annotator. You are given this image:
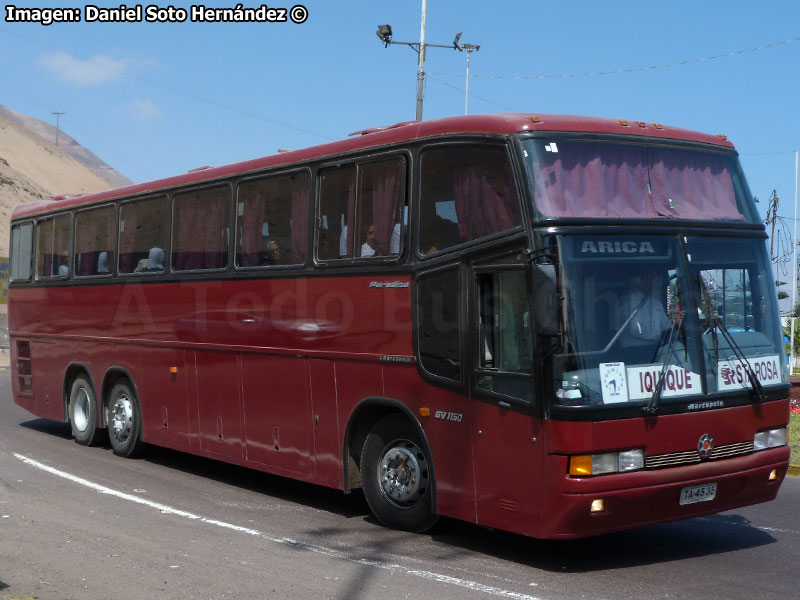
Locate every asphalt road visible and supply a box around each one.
[0,367,798,600]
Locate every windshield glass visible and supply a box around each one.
[521,138,759,223]
[548,234,785,409]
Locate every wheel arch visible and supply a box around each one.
[342,397,437,514]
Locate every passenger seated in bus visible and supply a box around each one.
[361,224,377,257]
[58,264,69,277]
[135,247,165,272]
[616,268,671,345]
[97,252,109,274]
[261,241,281,265]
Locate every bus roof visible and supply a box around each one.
[12,113,736,220]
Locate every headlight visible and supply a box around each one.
[569,449,644,476]
[754,427,787,450]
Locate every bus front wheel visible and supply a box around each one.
[107,381,143,458]
[69,375,99,446]
[360,414,438,533]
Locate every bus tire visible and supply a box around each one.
[69,375,99,446]
[107,380,143,458]
[360,414,438,533]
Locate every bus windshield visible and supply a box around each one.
[521,138,760,223]
[549,234,786,409]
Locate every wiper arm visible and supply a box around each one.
[643,312,684,416]
[711,316,767,402]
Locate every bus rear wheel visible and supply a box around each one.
[107,381,143,458]
[360,414,438,533]
[69,375,99,446]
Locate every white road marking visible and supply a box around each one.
[13,452,541,600]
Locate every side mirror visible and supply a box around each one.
[533,264,559,336]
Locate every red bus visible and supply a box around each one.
[8,114,791,539]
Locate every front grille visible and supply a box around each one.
[646,440,755,469]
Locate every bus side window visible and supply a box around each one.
[317,165,356,261]
[419,146,520,255]
[36,215,71,278]
[172,186,231,271]
[119,197,168,274]
[75,206,114,276]
[10,222,33,281]
[236,171,309,267]
[356,158,405,258]
[476,269,533,402]
[416,267,461,382]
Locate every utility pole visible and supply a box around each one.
[768,189,779,261]
[376,3,479,121]
[51,111,65,146]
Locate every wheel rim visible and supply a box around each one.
[72,388,91,433]
[110,394,134,443]
[378,441,428,508]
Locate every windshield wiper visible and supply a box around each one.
[643,312,685,415]
[710,315,767,402]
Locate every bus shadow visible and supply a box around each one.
[18,418,72,440]
[427,513,776,572]
[140,445,372,519]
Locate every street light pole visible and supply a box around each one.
[376,6,478,121]
[458,43,480,115]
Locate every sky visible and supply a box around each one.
[2,1,800,278]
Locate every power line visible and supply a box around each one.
[429,35,800,81]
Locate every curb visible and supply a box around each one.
[789,465,800,477]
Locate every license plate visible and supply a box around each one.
[679,482,717,505]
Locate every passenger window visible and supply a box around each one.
[173,186,230,271]
[236,171,309,267]
[356,158,405,258]
[36,214,71,278]
[476,269,533,402]
[417,267,461,381]
[317,165,356,260]
[119,196,167,274]
[419,146,520,255]
[10,222,33,281]
[75,206,114,276]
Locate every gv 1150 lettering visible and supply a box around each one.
[435,411,463,422]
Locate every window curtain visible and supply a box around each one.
[370,162,402,255]
[534,144,654,219]
[174,191,228,270]
[648,148,742,221]
[119,210,138,273]
[76,216,98,276]
[453,166,518,242]
[291,178,309,264]
[239,190,267,267]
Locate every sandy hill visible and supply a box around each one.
[0,107,128,255]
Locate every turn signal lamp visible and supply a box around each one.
[419,407,430,417]
[569,449,644,477]
[590,499,605,513]
[754,427,787,450]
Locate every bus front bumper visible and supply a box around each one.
[543,447,789,539]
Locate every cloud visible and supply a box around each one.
[129,99,161,121]
[39,51,128,85]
